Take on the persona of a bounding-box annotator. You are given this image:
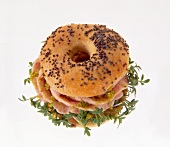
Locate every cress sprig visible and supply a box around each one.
[18,95,138,136]
[23,62,33,85]
[127,58,150,96]
[20,59,150,136]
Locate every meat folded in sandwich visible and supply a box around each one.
[20,24,150,136]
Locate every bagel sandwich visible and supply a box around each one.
[20,24,150,136]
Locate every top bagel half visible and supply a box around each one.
[39,24,129,97]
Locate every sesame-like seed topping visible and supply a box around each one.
[40,24,129,95]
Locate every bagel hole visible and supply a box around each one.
[70,45,90,62]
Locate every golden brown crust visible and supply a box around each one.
[39,24,129,97]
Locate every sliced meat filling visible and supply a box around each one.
[37,69,52,102]
[71,75,128,105]
[50,88,79,107]
[31,58,42,98]
[32,58,128,114]
[37,69,79,114]
[97,91,123,110]
[32,58,80,114]
[50,76,127,112]
[53,101,80,114]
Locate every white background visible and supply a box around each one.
[0,0,170,146]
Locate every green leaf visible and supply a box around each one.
[118,116,126,127]
[63,113,74,119]
[82,119,88,126]
[144,79,150,83]
[127,58,150,96]
[18,98,24,101]
[29,68,32,75]
[24,79,26,85]
[129,58,134,64]
[29,62,33,67]
[24,77,30,85]
[18,95,29,102]
[84,127,91,136]
[91,108,103,114]
[22,95,26,100]
[114,116,118,124]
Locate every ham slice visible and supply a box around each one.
[31,58,43,99]
[37,69,51,102]
[50,88,96,111]
[53,101,80,114]
[70,75,128,105]
[53,101,70,114]
[97,91,123,110]
[32,58,41,73]
[50,88,79,107]
[37,71,80,114]
[50,87,124,112]
[32,58,128,114]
